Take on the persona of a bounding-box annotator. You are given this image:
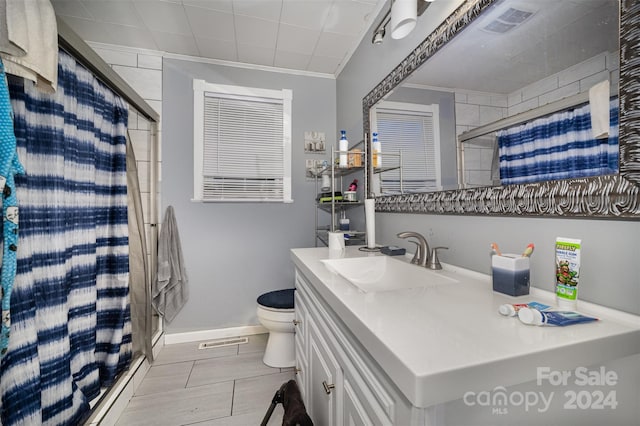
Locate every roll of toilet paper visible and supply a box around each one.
[365,198,376,249]
[328,231,345,251]
[321,174,331,191]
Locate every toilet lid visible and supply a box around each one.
[257,288,295,309]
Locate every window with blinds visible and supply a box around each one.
[193,80,293,202]
[373,102,441,194]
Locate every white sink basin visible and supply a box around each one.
[321,256,458,293]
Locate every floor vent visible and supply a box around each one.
[198,337,249,350]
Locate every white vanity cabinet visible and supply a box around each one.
[307,316,342,426]
[294,270,410,426]
[293,289,308,403]
[292,247,640,426]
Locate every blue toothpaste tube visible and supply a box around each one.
[518,308,598,326]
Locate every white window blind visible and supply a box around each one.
[193,80,292,202]
[375,102,440,193]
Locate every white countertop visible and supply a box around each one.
[291,246,640,408]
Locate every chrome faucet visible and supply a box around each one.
[397,231,430,267]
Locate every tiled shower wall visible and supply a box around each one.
[88,43,163,279]
[507,51,619,116]
[455,50,619,187]
[455,92,507,187]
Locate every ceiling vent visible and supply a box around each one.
[483,7,535,34]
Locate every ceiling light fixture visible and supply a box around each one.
[391,0,417,40]
[373,27,386,44]
[371,8,391,45]
[371,0,433,45]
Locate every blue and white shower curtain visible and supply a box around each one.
[497,99,619,184]
[0,49,131,425]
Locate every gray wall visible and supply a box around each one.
[337,1,640,315]
[377,214,640,314]
[162,59,336,332]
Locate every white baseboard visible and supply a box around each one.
[164,325,268,345]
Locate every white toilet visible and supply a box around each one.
[256,288,296,368]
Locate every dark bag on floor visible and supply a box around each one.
[282,379,313,426]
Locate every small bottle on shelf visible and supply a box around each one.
[339,130,348,168]
[344,178,358,201]
[372,132,382,168]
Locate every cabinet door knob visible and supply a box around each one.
[322,381,335,395]
[293,319,301,326]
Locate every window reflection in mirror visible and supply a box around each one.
[369,87,458,196]
[370,100,442,194]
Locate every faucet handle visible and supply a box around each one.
[406,240,422,265]
[429,247,448,270]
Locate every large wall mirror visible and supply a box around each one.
[364,0,640,218]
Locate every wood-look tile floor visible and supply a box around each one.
[116,334,293,425]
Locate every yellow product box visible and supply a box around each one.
[348,149,362,167]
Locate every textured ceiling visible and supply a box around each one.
[53,0,617,90]
[52,0,384,75]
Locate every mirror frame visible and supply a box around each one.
[364,0,640,219]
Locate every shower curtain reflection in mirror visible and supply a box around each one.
[497,98,619,185]
[460,98,619,187]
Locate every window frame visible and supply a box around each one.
[192,79,293,203]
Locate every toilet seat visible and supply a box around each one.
[257,288,295,310]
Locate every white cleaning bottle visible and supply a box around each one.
[372,132,381,168]
[339,130,348,168]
